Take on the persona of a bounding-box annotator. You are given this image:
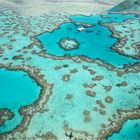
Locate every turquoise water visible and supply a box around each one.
[108,119,140,140]
[0,69,41,134]
[38,13,140,67]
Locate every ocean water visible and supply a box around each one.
[108,119,140,140]
[0,9,140,139]
[38,13,140,67]
[0,69,41,133]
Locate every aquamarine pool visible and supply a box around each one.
[108,119,140,140]
[38,13,140,67]
[0,69,41,134]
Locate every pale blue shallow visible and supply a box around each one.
[38,13,140,67]
[0,69,41,133]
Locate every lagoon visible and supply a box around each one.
[108,119,140,140]
[0,68,41,134]
[38,13,140,67]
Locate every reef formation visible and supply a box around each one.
[0,1,140,140]
[58,38,80,51]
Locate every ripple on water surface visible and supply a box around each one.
[0,69,41,134]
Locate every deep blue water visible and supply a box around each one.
[0,69,41,133]
[108,119,140,140]
[38,13,140,67]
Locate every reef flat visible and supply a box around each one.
[0,0,140,140]
[0,0,123,16]
[58,38,80,51]
[103,18,140,59]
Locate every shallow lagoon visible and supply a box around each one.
[38,13,140,67]
[0,69,41,133]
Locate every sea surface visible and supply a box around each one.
[0,69,41,133]
[38,13,140,67]
[108,119,140,140]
